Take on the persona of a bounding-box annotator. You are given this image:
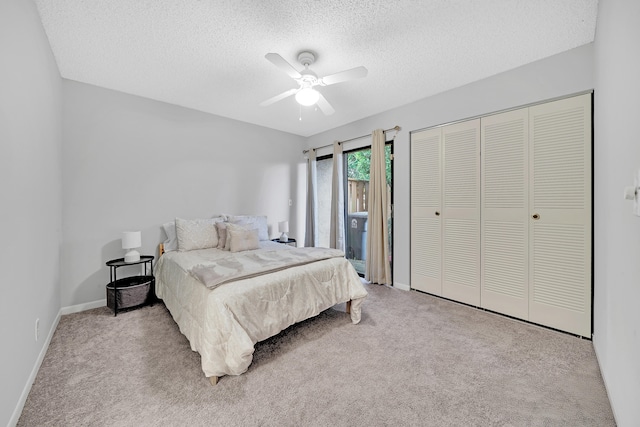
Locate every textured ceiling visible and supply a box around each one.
[35,0,598,137]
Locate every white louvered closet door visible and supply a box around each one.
[442,120,481,306]
[528,94,592,337]
[411,128,442,295]
[481,108,529,319]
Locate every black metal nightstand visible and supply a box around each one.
[271,238,296,247]
[106,256,154,316]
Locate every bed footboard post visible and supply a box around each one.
[346,300,352,314]
[209,376,218,386]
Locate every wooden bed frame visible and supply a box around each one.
[156,241,351,386]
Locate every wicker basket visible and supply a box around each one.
[106,275,154,312]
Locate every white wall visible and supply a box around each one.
[0,0,62,425]
[593,0,640,424]
[61,80,306,307]
[307,44,594,290]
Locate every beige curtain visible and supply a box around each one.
[365,129,391,284]
[304,149,317,247]
[329,141,345,251]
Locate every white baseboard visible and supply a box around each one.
[393,281,410,291]
[9,299,106,426]
[59,298,106,315]
[9,311,61,427]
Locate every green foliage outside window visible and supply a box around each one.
[346,145,392,185]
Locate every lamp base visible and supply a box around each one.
[124,250,140,263]
[279,233,288,243]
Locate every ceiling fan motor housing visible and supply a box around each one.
[299,70,318,87]
[297,52,318,87]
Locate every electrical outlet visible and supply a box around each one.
[35,318,39,342]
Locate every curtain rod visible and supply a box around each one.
[302,125,401,154]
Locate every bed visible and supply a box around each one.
[153,216,368,385]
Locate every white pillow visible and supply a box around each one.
[162,221,178,252]
[228,227,260,253]
[228,215,269,241]
[163,215,225,252]
[175,217,222,252]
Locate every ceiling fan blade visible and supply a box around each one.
[265,53,302,79]
[320,66,368,86]
[316,93,335,115]
[260,88,299,107]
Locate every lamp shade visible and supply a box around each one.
[122,231,141,262]
[278,221,289,243]
[122,231,141,249]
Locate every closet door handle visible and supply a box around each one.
[435,211,440,216]
[532,213,540,220]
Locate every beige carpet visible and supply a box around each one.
[18,283,615,426]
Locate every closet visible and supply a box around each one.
[410,93,592,337]
[410,119,480,306]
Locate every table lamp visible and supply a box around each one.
[278,221,289,242]
[122,231,141,262]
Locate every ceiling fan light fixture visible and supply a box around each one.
[295,87,320,106]
[262,51,366,115]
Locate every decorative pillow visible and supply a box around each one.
[215,222,229,250]
[228,215,269,241]
[228,227,260,253]
[175,217,222,252]
[162,221,178,252]
[224,222,257,251]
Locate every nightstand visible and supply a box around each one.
[271,238,296,247]
[106,255,155,316]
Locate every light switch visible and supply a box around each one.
[624,186,636,200]
[624,169,640,217]
[635,169,640,217]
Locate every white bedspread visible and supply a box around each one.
[154,241,368,378]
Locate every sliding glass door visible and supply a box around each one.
[314,142,393,277]
[344,143,393,276]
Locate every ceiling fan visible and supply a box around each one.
[260,51,368,115]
